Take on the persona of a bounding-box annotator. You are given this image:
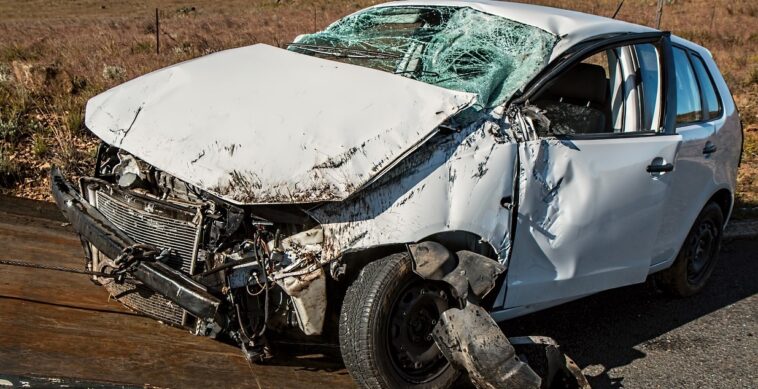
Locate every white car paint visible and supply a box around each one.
[651,37,742,273]
[494,36,741,319]
[502,136,682,311]
[85,44,476,204]
[310,109,518,260]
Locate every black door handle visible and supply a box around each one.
[647,163,674,173]
[703,142,717,155]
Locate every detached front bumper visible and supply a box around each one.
[50,168,222,322]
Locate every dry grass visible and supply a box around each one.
[0,0,756,213]
[738,129,758,213]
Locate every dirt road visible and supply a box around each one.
[0,196,755,388]
[0,196,353,388]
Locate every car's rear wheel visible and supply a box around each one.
[339,253,460,388]
[657,202,724,297]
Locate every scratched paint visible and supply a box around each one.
[310,107,518,262]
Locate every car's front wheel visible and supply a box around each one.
[339,253,459,388]
[657,201,724,297]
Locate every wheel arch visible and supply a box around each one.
[708,187,733,224]
[338,230,499,281]
[335,230,505,313]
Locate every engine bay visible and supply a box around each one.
[86,143,333,361]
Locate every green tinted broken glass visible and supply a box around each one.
[289,6,558,113]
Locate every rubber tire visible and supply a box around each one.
[656,202,724,297]
[339,253,459,389]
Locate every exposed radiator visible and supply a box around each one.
[92,188,203,327]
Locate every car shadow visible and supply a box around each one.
[264,354,349,375]
[499,239,758,388]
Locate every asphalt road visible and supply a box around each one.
[0,196,755,388]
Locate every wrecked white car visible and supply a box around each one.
[51,1,741,388]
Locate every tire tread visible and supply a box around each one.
[339,253,458,388]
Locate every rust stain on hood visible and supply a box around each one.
[84,44,476,204]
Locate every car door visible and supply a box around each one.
[501,34,684,310]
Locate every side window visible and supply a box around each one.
[532,50,615,136]
[690,54,723,119]
[634,44,662,131]
[672,47,703,124]
[532,43,662,137]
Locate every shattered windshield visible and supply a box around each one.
[289,6,558,112]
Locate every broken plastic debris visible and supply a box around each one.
[432,303,541,389]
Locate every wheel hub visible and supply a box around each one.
[687,220,717,283]
[387,282,450,382]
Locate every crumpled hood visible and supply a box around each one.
[85,44,476,204]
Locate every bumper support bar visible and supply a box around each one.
[50,168,222,322]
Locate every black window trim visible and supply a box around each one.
[551,130,660,141]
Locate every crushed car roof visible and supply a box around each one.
[372,0,658,60]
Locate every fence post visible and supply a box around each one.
[611,0,625,19]
[155,8,160,54]
[655,0,664,29]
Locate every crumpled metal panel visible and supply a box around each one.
[277,267,326,336]
[85,44,476,204]
[311,110,517,261]
[503,136,681,311]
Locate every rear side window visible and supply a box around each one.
[673,47,702,124]
[690,54,723,119]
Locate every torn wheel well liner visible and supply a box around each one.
[407,240,506,302]
[338,230,498,281]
